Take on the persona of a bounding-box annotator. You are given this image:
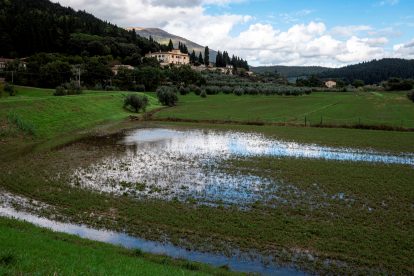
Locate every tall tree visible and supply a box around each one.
[168,39,174,51]
[204,46,209,66]
[198,52,204,64]
[190,50,196,64]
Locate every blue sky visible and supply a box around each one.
[56,0,414,66]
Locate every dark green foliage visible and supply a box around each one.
[198,52,204,65]
[0,0,163,58]
[166,65,205,86]
[318,58,414,84]
[168,39,174,51]
[123,94,149,113]
[352,79,365,88]
[4,83,16,96]
[251,65,329,78]
[296,75,323,87]
[204,46,209,66]
[53,81,82,96]
[189,85,202,95]
[200,90,207,98]
[54,86,66,96]
[0,252,17,266]
[384,78,413,91]
[178,41,188,54]
[179,86,190,95]
[233,87,244,96]
[156,86,178,106]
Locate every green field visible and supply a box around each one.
[154,92,414,128]
[0,217,233,275]
[0,87,413,274]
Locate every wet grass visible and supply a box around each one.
[153,92,414,128]
[0,140,413,274]
[0,86,160,159]
[0,216,235,275]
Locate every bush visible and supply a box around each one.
[54,86,67,96]
[179,86,190,95]
[407,90,414,102]
[54,81,83,96]
[124,94,149,113]
[156,86,178,106]
[190,85,202,95]
[233,87,244,96]
[200,90,207,98]
[4,83,16,96]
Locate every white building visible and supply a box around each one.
[145,49,189,66]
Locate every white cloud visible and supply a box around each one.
[393,39,414,58]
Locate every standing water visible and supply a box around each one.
[71,128,414,206]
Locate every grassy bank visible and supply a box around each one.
[153,92,414,128]
[0,216,233,275]
[0,86,160,158]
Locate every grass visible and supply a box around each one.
[0,86,413,274]
[153,92,414,128]
[0,86,160,158]
[0,127,413,274]
[0,216,234,275]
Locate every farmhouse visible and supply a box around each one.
[111,64,135,75]
[325,80,337,88]
[0,58,27,71]
[145,49,189,66]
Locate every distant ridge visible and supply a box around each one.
[127,27,217,62]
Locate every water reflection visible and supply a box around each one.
[71,128,414,205]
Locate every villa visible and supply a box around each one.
[145,49,189,66]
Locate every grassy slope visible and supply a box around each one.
[0,86,160,158]
[154,92,414,127]
[0,86,159,139]
[0,217,232,275]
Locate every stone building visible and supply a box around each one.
[145,49,189,66]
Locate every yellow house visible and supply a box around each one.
[145,49,189,66]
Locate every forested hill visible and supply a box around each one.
[0,0,164,58]
[251,65,330,78]
[318,58,414,84]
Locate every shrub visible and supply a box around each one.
[156,86,178,106]
[407,90,414,102]
[124,94,149,113]
[200,90,207,98]
[233,87,244,96]
[54,86,67,96]
[205,86,220,95]
[64,81,82,95]
[179,86,190,95]
[132,84,146,92]
[190,85,202,95]
[221,86,233,94]
[4,83,16,96]
[105,85,118,91]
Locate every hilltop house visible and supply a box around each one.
[145,49,189,66]
[325,80,337,88]
[0,58,27,71]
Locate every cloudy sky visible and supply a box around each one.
[54,0,414,67]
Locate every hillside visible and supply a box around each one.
[251,65,330,78]
[0,0,163,57]
[318,58,414,84]
[128,27,218,62]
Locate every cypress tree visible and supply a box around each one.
[198,52,204,64]
[204,46,209,66]
[168,39,174,51]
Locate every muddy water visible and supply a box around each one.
[71,128,414,205]
[0,206,305,275]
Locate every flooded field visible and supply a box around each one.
[70,128,414,206]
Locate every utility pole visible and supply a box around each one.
[78,67,81,87]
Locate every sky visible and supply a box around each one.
[54,0,414,67]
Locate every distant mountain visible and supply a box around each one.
[318,58,414,84]
[127,27,217,62]
[251,65,330,78]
